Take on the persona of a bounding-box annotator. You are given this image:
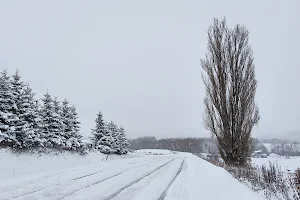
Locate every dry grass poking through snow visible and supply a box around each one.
[199,154,300,200]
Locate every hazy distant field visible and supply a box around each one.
[252,156,300,171]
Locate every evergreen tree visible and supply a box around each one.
[62,99,72,136]
[22,84,43,147]
[68,105,82,149]
[118,126,129,154]
[52,97,65,145]
[40,92,64,148]
[0,70,18,146]
[91,111,105,145]
[69,105,81,138]
[11,70,30,147]
[108,121,120,153]
[61,99,82,150]
[91,111,114,154]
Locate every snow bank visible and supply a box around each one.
[165,154,266,200]
[0,149,137,180]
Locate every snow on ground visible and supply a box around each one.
[0,149,137,180]
[0,149,267,200]
[252,156,300,171]
[134,149,177,155]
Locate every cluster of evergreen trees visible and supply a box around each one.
[0,70,130,154]
[90,111,129,154]
[0,70,82,150]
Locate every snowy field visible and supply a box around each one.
[0,149,267,200]
[0,149,137,180]
[252,156,300,171]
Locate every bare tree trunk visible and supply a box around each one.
[201,18,260,166]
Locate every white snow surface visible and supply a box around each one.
[134,149,176,155]
[0,150,267,200]
[252,156,300,171]
[0,149,137,180]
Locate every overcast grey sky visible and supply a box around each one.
[0,0,299,139]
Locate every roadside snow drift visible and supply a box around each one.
[0,150,266,200]
[0,149,136,180]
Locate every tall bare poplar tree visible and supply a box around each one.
[201,18,260,166]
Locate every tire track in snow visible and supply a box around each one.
[72,156,168,181]
[157,159,185,200]
[6,163,136,200]
[7,157,170,200]
[58,157,173,200]
[103,157,179,200]
[4,157,164,200]
[72,160,141,180]
[0,157,141,194]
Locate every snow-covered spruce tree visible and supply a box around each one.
[118,126,129,154]
[69,105,82,146]
[52,97,66,147]
[61,98,82,150]
[108,121,120,153]
[91,111,114,154]
[104,121,116,153]
[61,99,72,141]
[11,70,33,148]
[21,84,43,147]
[69,106,80,136]
[40,92,65,148]
[0,70,18,147]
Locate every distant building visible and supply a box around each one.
[252,150,268,158]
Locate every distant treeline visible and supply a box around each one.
[129,137,300,156]
[128,137,219,154]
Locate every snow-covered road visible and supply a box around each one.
[0,153,266,200]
